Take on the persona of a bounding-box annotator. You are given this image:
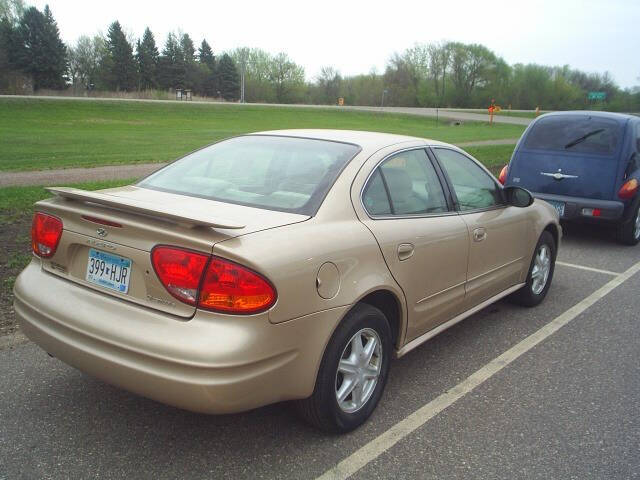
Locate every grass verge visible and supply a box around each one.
[1,98,526,171]
[463,144,516,174]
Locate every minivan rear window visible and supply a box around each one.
[524,116,620,156]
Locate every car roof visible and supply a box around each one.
[250,129,453,150]
[537,110,636,125]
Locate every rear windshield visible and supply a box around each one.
[524,116,621,155]
[138,135,360,215]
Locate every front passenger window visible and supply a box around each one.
[434,148,503,211]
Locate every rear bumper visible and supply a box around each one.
[533,192,625,222]
[14,260,346,414]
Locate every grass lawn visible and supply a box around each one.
[1,98,526,172]
[462,144,516,173]
[0,178,134,224]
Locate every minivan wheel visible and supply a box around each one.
[616,198,640,246]
[511,231,556,307]
[296,303,391,433]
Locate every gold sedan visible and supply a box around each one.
[14,130,560,432]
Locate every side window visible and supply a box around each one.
[434,148,504,211]
[362,170,392,215]
[362,149,449,216]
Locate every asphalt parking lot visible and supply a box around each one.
[1,223,639,479]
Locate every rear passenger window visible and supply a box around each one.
[362,149,448,216]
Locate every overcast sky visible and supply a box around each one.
[35,0,639,88]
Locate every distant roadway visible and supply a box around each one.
[0,94,533,126]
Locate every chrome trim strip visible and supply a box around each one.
[416,280,466,305]
[396,282,525,358]
[466,257,524,284]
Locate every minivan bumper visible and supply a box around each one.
[533,192,625,222]
[14,260,346,414]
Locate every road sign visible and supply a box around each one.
[588,91,606,100]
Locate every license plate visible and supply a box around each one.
[86,248,131,294]
[547,200,565,218]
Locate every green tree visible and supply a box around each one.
[102,21,137,91]
[315,66,341,104]
[68,35,104,89]
[157,32,183,89]
[269,52,305,103]
[198,39,216,97]
[136,27,158,90]
[198,39,214,68]
[229,47,275,102]
[449,42,497,106]
[12,5,67,89]
[217,53,239,100]
[0,0,24,23]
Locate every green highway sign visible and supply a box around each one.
[587,91,606,100]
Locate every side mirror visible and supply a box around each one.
[504,186,534,208]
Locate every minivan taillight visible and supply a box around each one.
[151,246,277,314]
[31,212,63,258]
[618,179,638,200]
[199,257,276,314]
[151,246,208,305]
[498,165,508,185]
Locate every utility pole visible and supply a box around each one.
[381,89,388,109]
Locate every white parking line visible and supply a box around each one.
[556,261,620,277]
[316,259,640,480]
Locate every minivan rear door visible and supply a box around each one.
[508,115,624,200]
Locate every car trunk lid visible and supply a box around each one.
[35,185,309,317]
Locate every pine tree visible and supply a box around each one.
[198,39,216,97]
[136,27,158,90]
[157,32,183,89]
[217,54,239,101]
[12,5,67,89]
[103,21,136,91]
[198,39,214,69]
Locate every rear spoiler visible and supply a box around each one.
[45,187,245,230]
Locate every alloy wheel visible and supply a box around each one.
[531,244,551,295]
[335,328,382,413]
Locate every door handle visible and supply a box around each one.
[473,228,487,242]
[397,243,415,261]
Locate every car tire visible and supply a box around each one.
[296,303,392,433]
[512,231,556,307]
[616,197,640,246]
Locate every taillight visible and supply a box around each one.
[151,246,208,305]
[498,165,508,185]
[199,257,276,314]
[618,179,638,200]
[151,247,277,314]
[31,212,63,258]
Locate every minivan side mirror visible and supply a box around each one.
[504,186,534,208]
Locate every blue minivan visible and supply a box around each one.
[500,111,640,245]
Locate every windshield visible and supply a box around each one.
[524,116,621,156]
[138,135,361,215]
